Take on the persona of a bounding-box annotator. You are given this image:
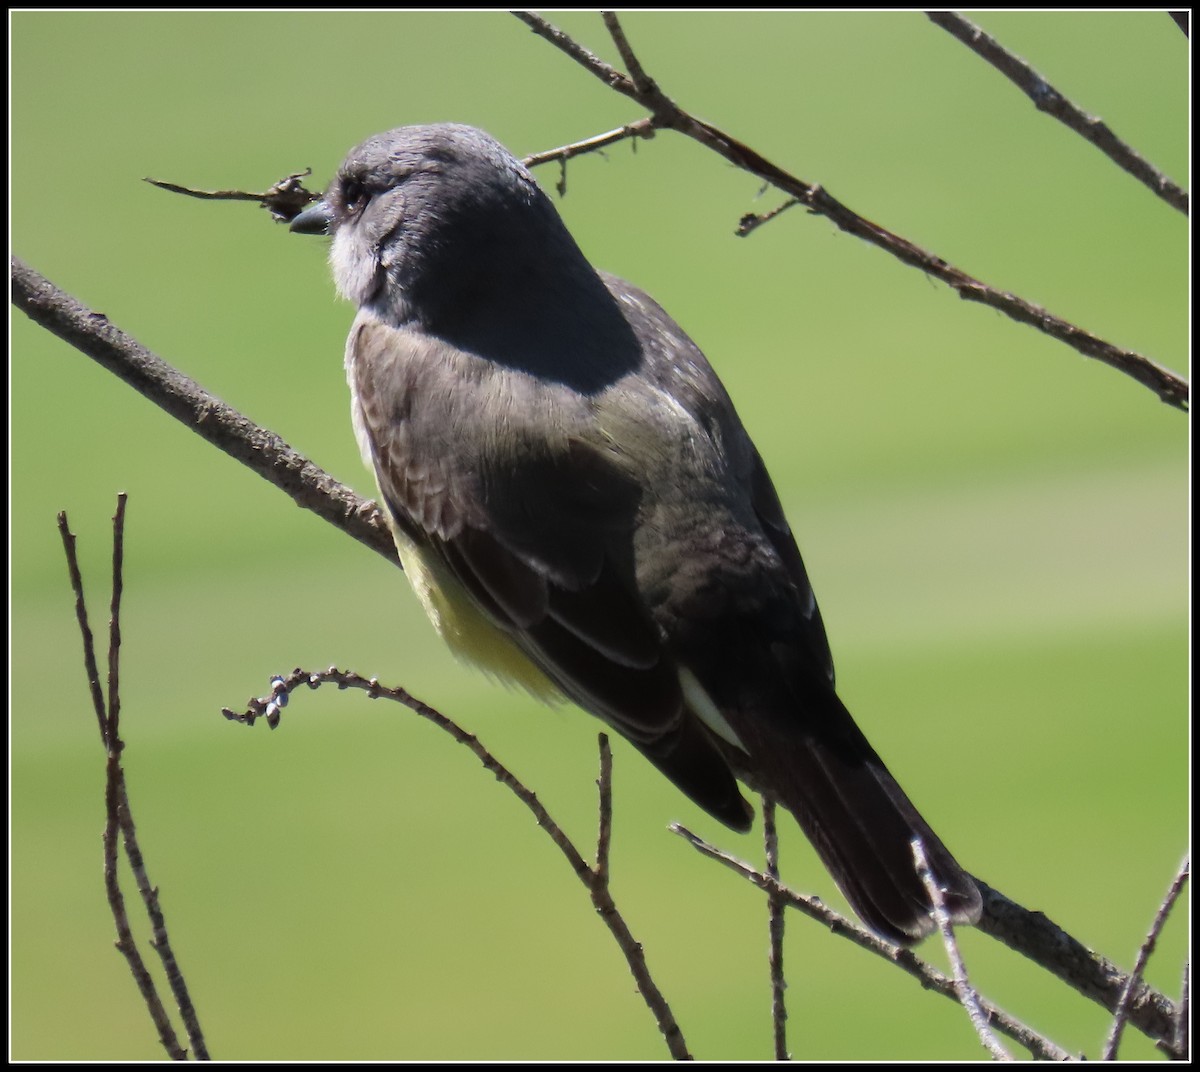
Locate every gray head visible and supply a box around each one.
[291,125,537,311]
[290,124,635,384]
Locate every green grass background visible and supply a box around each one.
[10,10,1188,1061]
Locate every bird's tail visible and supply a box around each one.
[720,690,981,945]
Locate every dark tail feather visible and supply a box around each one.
[723,693,981,945]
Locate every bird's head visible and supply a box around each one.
[290,123,568,327]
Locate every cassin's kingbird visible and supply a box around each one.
[290,124,981,944]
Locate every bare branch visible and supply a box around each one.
[672,824,1075,1061]
[14,257,396,567]
[974,878,1183,1055]
[106,495,126,744]
[145,169,319,225]
[112,499,210,1059]
[913,838,1011,1060]
[512,9,635,94]
[1101,855,1190,1059]
[601,10,656,97]
[514,11,1189,411]
[57,512,108,745]
[735,197,801,239]
[595,734,614,886]
[116,774,210,1058]
[1175,962,1190,1057]
[762,798,788,1061]
[927,11,1188,215]
[101,744,186,1058]
[521,119,656,172]
[58,505,199,1060]
[226,668,692,1060]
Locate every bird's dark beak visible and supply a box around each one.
[289,200,333,236]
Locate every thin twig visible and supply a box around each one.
[514,9,635,94]
[735,197,801,238]
[671,824,1074,1061]
[522,119,656,171]
[913,838,1011,1060]
[602,10,655,96]
[116,776,210,1059]
[58,508,191,1060]
[103,749,188,1058]
[513,11,1188,410]
[595,734,614,886]
[112,500,210,1058]
[762,798,788,1061]
[144,170,318,225]
[106,494,126,746]
[926,11,1188,215]
[58,513,108,745]
[1175,962,1189,1058]
[1101,855,1190,1060]
[524,120,657,197]
[143,179,266,203]
[226,668,692,1060]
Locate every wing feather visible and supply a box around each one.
[349,315,749,832]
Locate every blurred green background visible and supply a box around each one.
[11,10,1188,1061]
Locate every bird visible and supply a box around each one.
[289,122,981,944]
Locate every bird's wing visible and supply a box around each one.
[599,278,981,942]
[348,315,753,829]
[747,445,836,686]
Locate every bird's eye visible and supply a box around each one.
[341,177,368,214]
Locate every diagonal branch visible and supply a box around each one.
[225,669,691,1059]
[673,823,1183,1056]
[13,257,396,567]
[521,119,657,196]
[927,11,1188,215]
[513,11,1188,411]
[672,823,1075,1061]
[974,878,1182,1053]
[1101,855,1190,1059]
